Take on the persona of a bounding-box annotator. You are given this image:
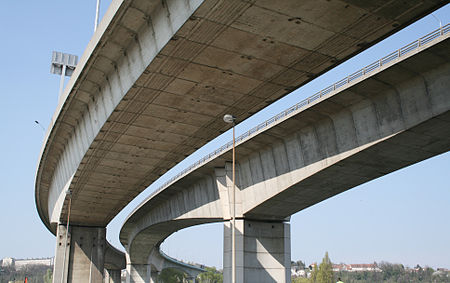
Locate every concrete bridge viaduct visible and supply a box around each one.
[120,33,450,282]
[34,0,447,282]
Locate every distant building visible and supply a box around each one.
[291,267,307,277]
[291,264,307,278]
[333,263,382,272]
[1,257,14,267]
[433,269,450,277]
[1,257,54,270]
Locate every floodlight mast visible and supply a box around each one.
[50,51,78,100]
[94,0,101,32]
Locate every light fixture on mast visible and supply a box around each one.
[50,51,78,100]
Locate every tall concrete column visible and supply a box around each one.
[53,224,106,283]
[104,268,121,283]
[53,224,70,283]
[224,219,291,283]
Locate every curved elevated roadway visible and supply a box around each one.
[120,29,450,282]
[34,0,447,282]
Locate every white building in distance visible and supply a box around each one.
[1,257,54,270]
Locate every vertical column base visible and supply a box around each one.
[53,224,106,283]
[53,224,70,283]
[224,219,291,283]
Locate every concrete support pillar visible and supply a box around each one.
[104,269,121,283]
[53,224,70,283]
[224,219,291,283]
[126,263,149,283]
[53,224,106,283]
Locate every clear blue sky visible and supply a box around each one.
[0,1,448,270]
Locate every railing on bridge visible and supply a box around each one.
[152,23,449,197]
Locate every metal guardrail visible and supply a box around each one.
[152,23,449,197]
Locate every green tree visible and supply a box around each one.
[310,263,318,282]
[198,267,223,283]
[43,268,52,283]
[292,277,310,283]
[379,261,405,281]
[316,252,334,283]
[158,268,188,283]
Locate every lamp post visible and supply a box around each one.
[34,121,45,132]
[223,114,236,283]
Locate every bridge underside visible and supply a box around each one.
[121,37,450,282]
[35,0,447,282]
[245,110,450,219]
[36,0,445,232]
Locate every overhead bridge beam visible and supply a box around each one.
[121,35,450,283]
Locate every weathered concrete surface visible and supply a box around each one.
[35,0,446,234]
[52,225,125,283]
[53,225,106,283]
[120,36,450,282]
[241,40,450,220]
[224,220,291,283]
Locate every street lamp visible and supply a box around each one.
[223,114,236,283]
[34,121,45,132]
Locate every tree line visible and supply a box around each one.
[2,254,448,283]
[292,252,450,283]
[0,264,52,283]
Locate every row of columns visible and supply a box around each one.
[53,219,290,283]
